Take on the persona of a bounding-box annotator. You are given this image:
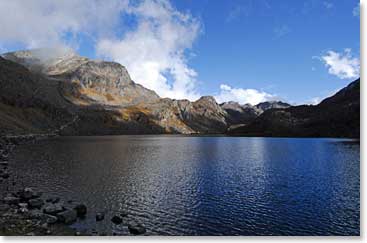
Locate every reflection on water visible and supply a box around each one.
[10,136,359,235]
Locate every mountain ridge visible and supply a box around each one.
[0,48,358,137]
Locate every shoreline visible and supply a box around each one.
[0,136,81,236]
[0,135,146,236]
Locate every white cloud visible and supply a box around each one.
[0,0,128,49]
[353,3,360,17]
[215,84,275,105]
[0,0,202,101]
[320,49,360,79]
[96,0,201,100]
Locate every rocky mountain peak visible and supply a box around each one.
[255,101,291,111]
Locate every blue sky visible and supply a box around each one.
[172,0,360,104]
[0,0,360,105]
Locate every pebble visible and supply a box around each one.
[43,203,64,215]
[96,212,105,221]
[3,196,20,205]
[111,215,123,225]
[128,222,146,235]
[57,209,77,224]
[28,198,44,209]
[74,204,87,217]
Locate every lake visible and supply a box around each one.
[8,136,360,235]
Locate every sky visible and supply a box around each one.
[0,0,360,105]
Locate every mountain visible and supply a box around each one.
[0,49,228,135]
[255,101,291,111]
[0,48,359,137]
[228,79,360,138]
[220,101,291,126]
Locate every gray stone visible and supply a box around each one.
[18,203,28,208]
[0,203,10,211]
[1,172,9,179]
[57,209,77,224]
[3,196,20,205]
[18,187,41,200]
[111,215,123,225]
[74,204,87,217]
[43,203,64,215]
[120,210,128,217]
[128,222,146,235]
[27,209,43,219]
[19,207,29,214]
[28,198,44,209]
[96,212,104,221]
[44,214,58,224]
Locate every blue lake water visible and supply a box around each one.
[10,136,360,235]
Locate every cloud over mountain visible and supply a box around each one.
[215,84,275,105]
[96,0,201,100]
[0,0,276,103]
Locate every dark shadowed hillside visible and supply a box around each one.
[228,79,360,138]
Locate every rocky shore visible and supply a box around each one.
[0,136,146,236]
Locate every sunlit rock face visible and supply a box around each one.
[1,48,231,135]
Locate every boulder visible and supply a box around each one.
[3,196,20,205]
[0,203,10,212]
[46,197,60,203]
[18,203,28,208]
[1,172,9,179]
[44,214,58,224]
[128,222,146,235]
[18,187,41,200]
[111,215,123,225]
[120,211,128,217]
[57,209,77,224]
[27,209,43,219]
[43,203,64,215]
[28,198,44,209]
[96,212,105,221]
[74,204,87,217]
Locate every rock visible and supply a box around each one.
[18,187,41,200]
[96,212,104,221]
[50,197,60,203]
[0,203,10,212]
[1,172,9,179]
[19,207,29,214]
[57,209,77,224]
[27,209,43,219]
[128,222,146,235]
[18,203,28,208]
[111,215,123,225]
[44,214,58,224]
[3,196,20,205]
[45,197,60,203]
[28,198,44,209]
[43,203,64,215]
[120,211,128,217]
[74,204,87,217]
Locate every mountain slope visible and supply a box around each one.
[220,101,291,126]
[228,79,360,138]
[1,49,229,135]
